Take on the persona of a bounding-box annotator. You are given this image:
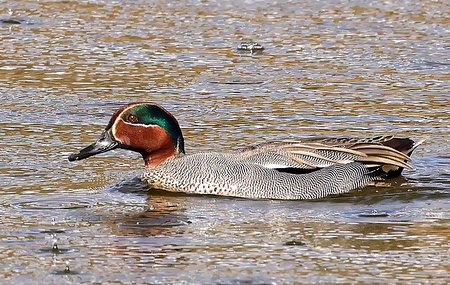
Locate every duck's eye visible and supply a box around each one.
[127,114,139,124]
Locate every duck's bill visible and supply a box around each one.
[68,131,119,161]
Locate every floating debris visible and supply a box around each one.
[53,261,78,275]
[237,41,265,53]
[358,210,389,217]
[40,228,66,234]
[284,240,306,246]
[52,238,60,253]
[64,261,70,273]
[0,18,22,25]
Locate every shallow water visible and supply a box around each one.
[0,0,449,284]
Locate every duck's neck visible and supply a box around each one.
[139,125,185,167]
[143,146,180,167]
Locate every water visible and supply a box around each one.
[0,0,449,284]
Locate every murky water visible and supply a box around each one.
[1,0,449,284]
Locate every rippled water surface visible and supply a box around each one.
[1,0,449,284]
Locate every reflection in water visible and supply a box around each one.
[0,0,448,283]
[112,194,191,237]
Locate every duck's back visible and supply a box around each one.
[141,152,374,200]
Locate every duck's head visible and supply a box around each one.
[68,102,185,167]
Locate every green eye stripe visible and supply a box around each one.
[130,105,170,128]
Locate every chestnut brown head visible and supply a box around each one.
[68,103,184,166]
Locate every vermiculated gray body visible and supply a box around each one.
[141,152,373,200]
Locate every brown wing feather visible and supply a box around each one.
[239,136,420,173]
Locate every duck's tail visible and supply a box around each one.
[377,138,425,178]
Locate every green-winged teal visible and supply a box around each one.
[68,102,423,200]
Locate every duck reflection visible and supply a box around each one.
[109,178,191,237]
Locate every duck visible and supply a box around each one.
[68,102,423,200]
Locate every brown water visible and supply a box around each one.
[1,0,449,284]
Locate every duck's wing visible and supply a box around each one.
[238,136,416,172]
[301,135,422,155]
